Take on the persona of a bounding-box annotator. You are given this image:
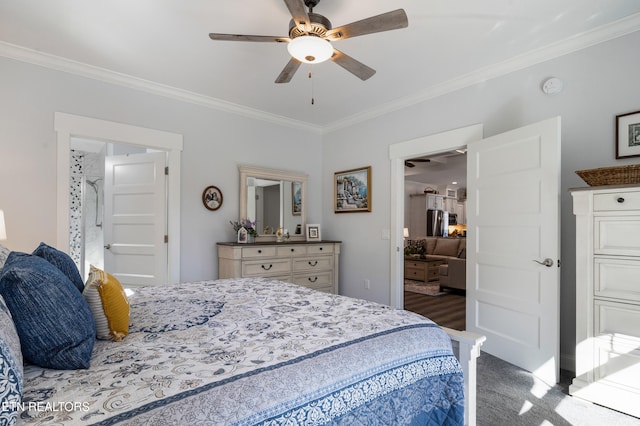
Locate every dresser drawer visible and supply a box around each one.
[306,244,334,255]
[292,256,333,272]
[594,190,640,211]
[404,266,425,281]
[594,335,640,392]
[292,271,333,292]
[595,257,640,302]
[242,259,291,277]
[594,300,640,391]
[276,245,307,257]
[595,300,640,341]
[242,246,277,258]
[594,217,640,256]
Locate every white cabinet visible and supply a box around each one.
[455,201,466,224]
[570,185,640,417]
[426,194,444,210]
[217,241,341,294]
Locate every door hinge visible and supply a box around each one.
[164,166,169,175]
[164,235,169,243]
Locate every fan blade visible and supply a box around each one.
[283,0,311,32]
[404,161,415,168]
[326,9,408,41]
[330,49,376,81]
[209,33,290,43]
[275,58,302,83]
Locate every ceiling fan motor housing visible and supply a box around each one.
[289,13,332,39]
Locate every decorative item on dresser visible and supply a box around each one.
[217,241,341,294]
[570,184,640,417]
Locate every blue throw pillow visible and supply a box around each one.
[0,252,95,370]
[33,242,84,293]
[0,295,22,425]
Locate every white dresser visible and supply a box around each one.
[570,185,640,417]
[217,241,341,294]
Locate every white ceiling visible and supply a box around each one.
[1,0,639,132]
[404,151,467,188]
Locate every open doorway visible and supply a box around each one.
[403,150,467,330]
[55,112,183,285]
[388,124,483,310]
[69,138,168,286]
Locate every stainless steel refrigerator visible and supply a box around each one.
[426,209,449,237]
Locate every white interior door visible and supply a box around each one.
[466,117,561,385]
[104,151,167,287]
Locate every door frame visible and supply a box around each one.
[388,123,483,309]
[55,112,183,284]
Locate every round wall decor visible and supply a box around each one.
[202,185,223,211]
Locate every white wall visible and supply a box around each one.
[0,56,323,282]
[322,31,640,370]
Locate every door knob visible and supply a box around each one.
[104,244,111,250]
[533,258,553,267]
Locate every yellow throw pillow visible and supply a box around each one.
[83,265,130,341]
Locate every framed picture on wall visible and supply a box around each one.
[202,185,223,211]
[616,110,640,159]
[334,166,372,213]
[306,224,321,242]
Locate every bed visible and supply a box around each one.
[0,245,484,425]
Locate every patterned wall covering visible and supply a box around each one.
[69,149,105,279]
[69,151,83,268]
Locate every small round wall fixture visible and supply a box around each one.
[202,185,223,211]
[541,77,564,95]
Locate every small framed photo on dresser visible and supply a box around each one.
[306,224,321,242]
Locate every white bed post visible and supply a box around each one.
[442,327,486,426]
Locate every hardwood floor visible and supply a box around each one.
[404,289,466,331]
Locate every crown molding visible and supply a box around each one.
[325,12,640,133]
[1,12,639,135]
[0,41,323,135]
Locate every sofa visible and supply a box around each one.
[405,236,466,291]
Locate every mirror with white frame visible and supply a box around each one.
[239,165,307,241]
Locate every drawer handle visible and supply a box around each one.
[261,264,273,270]
[291,248,295,252]
[258,249,262,254]
[617,197,625,203]
[308,276,318,283]
[308,260,318,267]
[319,247,323,251]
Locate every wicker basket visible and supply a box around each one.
[576,164,640,186]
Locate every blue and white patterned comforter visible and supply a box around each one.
[19,278,464,425]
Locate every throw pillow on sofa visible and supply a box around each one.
[0,252,95,370]
[433,238,460,257]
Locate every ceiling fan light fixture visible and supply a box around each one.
[287,35,333,64]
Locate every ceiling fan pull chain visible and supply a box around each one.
[309,70,315,105]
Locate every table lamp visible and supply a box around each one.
[0,210,6,240]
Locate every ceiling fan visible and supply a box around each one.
[208,0,408,83]
[405,158,431,168]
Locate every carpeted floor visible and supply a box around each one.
[477,352,640,425]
